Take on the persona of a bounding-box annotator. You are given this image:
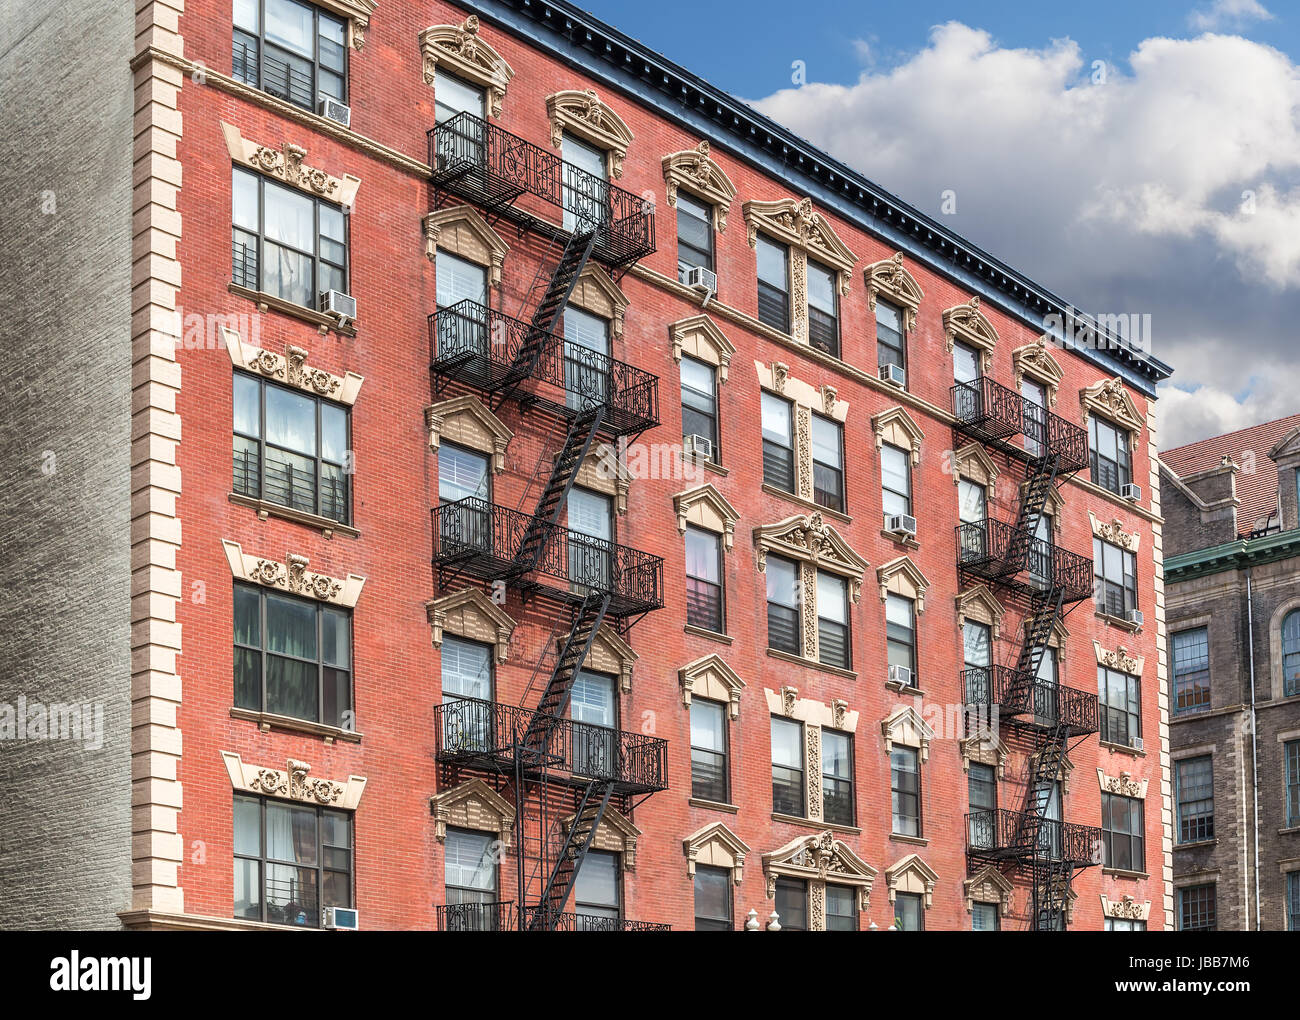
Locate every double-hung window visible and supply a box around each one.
[774,877,807,930]
[881,443,912,519]
[444,828,499,930]
[968,762,996,850]
[811,414,844,512]
[894,892,924,930]
[1106,917,1146,931]
[680,356,719,460]
[765,555,800,655]
[1098,666,1141,748]
[233,0,347,112]
[761,392,795,492]
[1289,873,1300,932]
[685,527,725,633]
[816,571,851,670]
[876,300,906,377]
[1172,627,1211,714]
[690,698,729,803]
[1175,756,1214,843]
[1102,793,1145,872]
[1089,415,1132,494]
[756,235,790,333]
[1178,885,1216,932]
[694,865,732,931]
[771,717,804,816]
[233,167,347,309]
[806,260,839,356]
[972,902,1000,931]
[234,581,352,728]
[1094,538,1138,617]
[440,635,493,752]
[891,745,921,836]
[826,885,857,931]
[886,593,917,688]
[574,851,621,929]
[676,192,714,279]
[1284,611,1300,696]
[821,728,854,826]
[437,442,491,553]
[1286,741,1300,828]
[963,619,992,705]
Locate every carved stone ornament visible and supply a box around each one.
[546,89,633,178]
[662,140,738,231]
[222,751,367,809]
[1100,894,1151,920]
[753,514,869,602]
[864,253,924,332]
[1080,377,1144,434]
[763,831,878,915]
[1012,336,1064,407]
[419,16,515,118]
[781,685,799,716]
[942,295,999,362]
[743,197,857,294]
[1089,511,1141,551]
[1097,768,1148,799]
[223,123,362,208]
[223,328,365,405]
[223,540,367,608]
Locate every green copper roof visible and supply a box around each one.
[1164,528,1300,581]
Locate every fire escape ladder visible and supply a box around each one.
[521,590,611,747]
[527,778,615,931]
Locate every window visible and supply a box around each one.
[1102,793,1145,873]
[894,891,924,930]
[876,300,906,376]
[968,762,996,849]
[1094,538,1138,617]
[806,260,839,356]
[881,443,912,518]
[685,527,724,633]
[1022,378,1048,458]
[822,729,854,827]
[1289,872,1300,932]
[886,594,917,687]
[891,746,921,836]
[233,793,351,927]
[676,192,714,278]
[233,0,347,111]
[771,716,805,816]
[1089,415,1132,495]
[816,571,851,670]
[232,167,347,309]
[563,306,611,410]
[573,850,620,928]
[571,669,618,778]
[1106,918,1147,931]
[756,235,790,333]
[963,619,992,704]
[958,478,986,525]
[761,392,795,492]
[438,443,490,504]
[774,877,807,931]
[680,356,719,460]
[1286,741,1300,828]
[233,373,350,523]
[765,555,800,655]
[434,70,486,125]
[444,828,499,930]
[690,699,729,803]
[972,902,1000,931]
[436,250,488,309]
[1098,666,1141,748]
[1172,627,1211,714]
[826,885,857,931]
[440,635,493,751]
[568,488,613,593]
[1175,756,1215,843]
[233,582,352,728]
[1284,611,1300,697]
[561,134,608,233]
[954,341,980,385]
[1178,884,1216,932]
[811,414,844,512]
[694,865,732,931]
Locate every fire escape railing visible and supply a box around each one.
[965,809,1101,866]
[952,377,1089,473]
[956,519,1094,603]
[434,901,515,932]
[961,665,1100,737]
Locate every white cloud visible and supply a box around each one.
[749,22,1300,447]
[1189,0,1274,32]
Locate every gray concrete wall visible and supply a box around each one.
[0,0,134,928]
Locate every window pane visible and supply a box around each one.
[771,717,802,768]
[321,607,349,668]
[766,556,798,609]
[761,393,791,443]
[774,878,806,930]
[436,250,488,308]
[694,866,731,929]
[265,0,315,57]
[266,655,317,720]
[265,384,316,457]
[442,636,492,701]
[266,593,316,658]
[685,528,720,584]
[807,260,836,314]
[574,851,619,909]
[811,415,842,469]
[438,444,490,503]
[756,236,787,288]
[435,71,485,122]
[233,169,260,231]
[234,795,262,856]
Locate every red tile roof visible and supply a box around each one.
[1162,414,1300,537]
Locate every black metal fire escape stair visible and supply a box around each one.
[526,777,615,931]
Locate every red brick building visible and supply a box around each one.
[121,0,1175,930]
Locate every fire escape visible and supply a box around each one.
[951,376,1103,930]
[426,112,669,931]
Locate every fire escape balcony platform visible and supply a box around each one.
[431,497,664,618]
[956,518,1094,604]
[962,665,1100,737]
[951,377,1089,475]
[965,809,1101,867]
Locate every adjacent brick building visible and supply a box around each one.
[1160,415,1300,930]
[4,0,1175,930]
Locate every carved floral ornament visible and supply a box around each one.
[743,197,858,294]
[222,327,363,405]
[763,831,877,911]
[753,514,868,602]
[1100,894,1151,921]
[763,687,859,732]
[546,89,633,179]
[315,0,376,50]
[419,16,515,118]
[1080,377,1145,435]
[662,140,738,231]
[1012,336,1064,407]
[222,540,366,608]
[1097,768,1148,799]
[222,751,367,809]
[942,296,999,366]
[1089,511,1141,551]
[1093,639,1144,675]
[222,123,361,208]
[864,253,924,332]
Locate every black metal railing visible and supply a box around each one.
[429,112,655,268]
[521,908,671,932]
[956,518,1093,602]
[429,300,659,436]
[432,697,670,793]
[966,809,1101,865]
[435,900,514,931]
[952,377,1089,472]
[952,376,1024,441]
[962,667,1100,735]
[432,497,664,616]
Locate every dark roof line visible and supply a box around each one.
[464,0,1174,395]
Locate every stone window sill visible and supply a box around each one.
[766,647,858,680]
[880,529,920,551]
[690,798,739,813]
[229,493,360,539]
[1175,838,1219,850]
[229,282,356,337]
[1096,611,1142,634]
[230,707,362,744]
[681,451,728,477]
[889,833,929,846]
[1278,826,1300,836]
[772,812,861,836]
[760,483,852,526]
[684,624,732,645]
[885,679,925,697]
[1100,740,1146,758]
[1102,867,1149,880]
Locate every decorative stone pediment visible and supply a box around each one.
[872,406,924,465]
[959,732,1010,776]
[1013,337,1064,407]
[420,16,515,118]
[425,395,513,471]
[1269,426,1300,462]
[942,296,999,364]
[684,822,750,883]
[670,315,735,382]
[423,205,509,286]
[965,865,1014,914]
[674,484,740,551]
[764,688,859,732]
[1037,617,1069,665]
[1030,749,1075,793]
[956,584,1004,639]
[679,654,746,718]
[222,751,367,809]
[316,0,376,49]
[222,540,365,607]
[573,445,630,516]
[743,198,857,294]
[881,705,935,761]
[953,443,998,496]
[427,588,515,663]
[864,253,924,332]
[573,625,638,693]
[877,556,931,612]
[1097,768,1148,799]
[753,514,868,598]
[1100,894,1151,921]
[223,327,364,405]
[1089,511,1141,551]
[430,778,515,848]
[1093,640,1144,676]
[569,265,627,338]
[562,806,640,869]
[763,831,877,909]
[756,362,849,419]
[885,854,939,907]
[1080,378,1144,435]
[222,122,361,207]
[662,140,737,232]
[546,89,633,178]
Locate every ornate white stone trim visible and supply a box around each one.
[953,443,999,497]
[428,588,515,663]
[1031,748,1075,793]
[572,445,630,516]
[743,197,857,295]
[419,16,515,117]
[222,122,361,207]
[763,831,877,919]
[763,687,858,732]
[872,406,924,465]
[223,328,363,404]
[1093,639,1144,676]
[754,514,868,599]
[430,779,516,848]
[864,253,924,332]
[680,654,746,719]
[1081,377,1144,435]
[1100,894,1152,922]
[674,484,739,551]
[942,296,998,367]
[562,805,641,869]
[885,853,939,907]
[670,315,735,382]
[574,625,638,693]
[1097,768,1149,799]
[684,822,750,883]
[222,751,367,809]
[965,864,1014,914]
[1013,337,1064,407]
[662,141,737,231]
[422,205,509,285]
[959,733,1010,777]
[315,0,376,50]
[546,89,633,178]
[1089,511,1142,551]
[568,265,627,338]
[881,706,935,762]
[956,584,1004,640]
[222,540,366,607]
[877,556,931,612]
[425,395,513,472]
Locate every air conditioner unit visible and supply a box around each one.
[683,433,714,460]
[319,95,352,128]
[1121,483,1142,502]
[888,664,914,688]
[323,906,359,930]
[880,363,906,388]
[1126,609,1144,628]
[321,289,357,322]
[885,513,918,539]
[682,265,718,297]
[1132,737,1144,752]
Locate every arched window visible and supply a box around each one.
[1283,611,1300,697]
